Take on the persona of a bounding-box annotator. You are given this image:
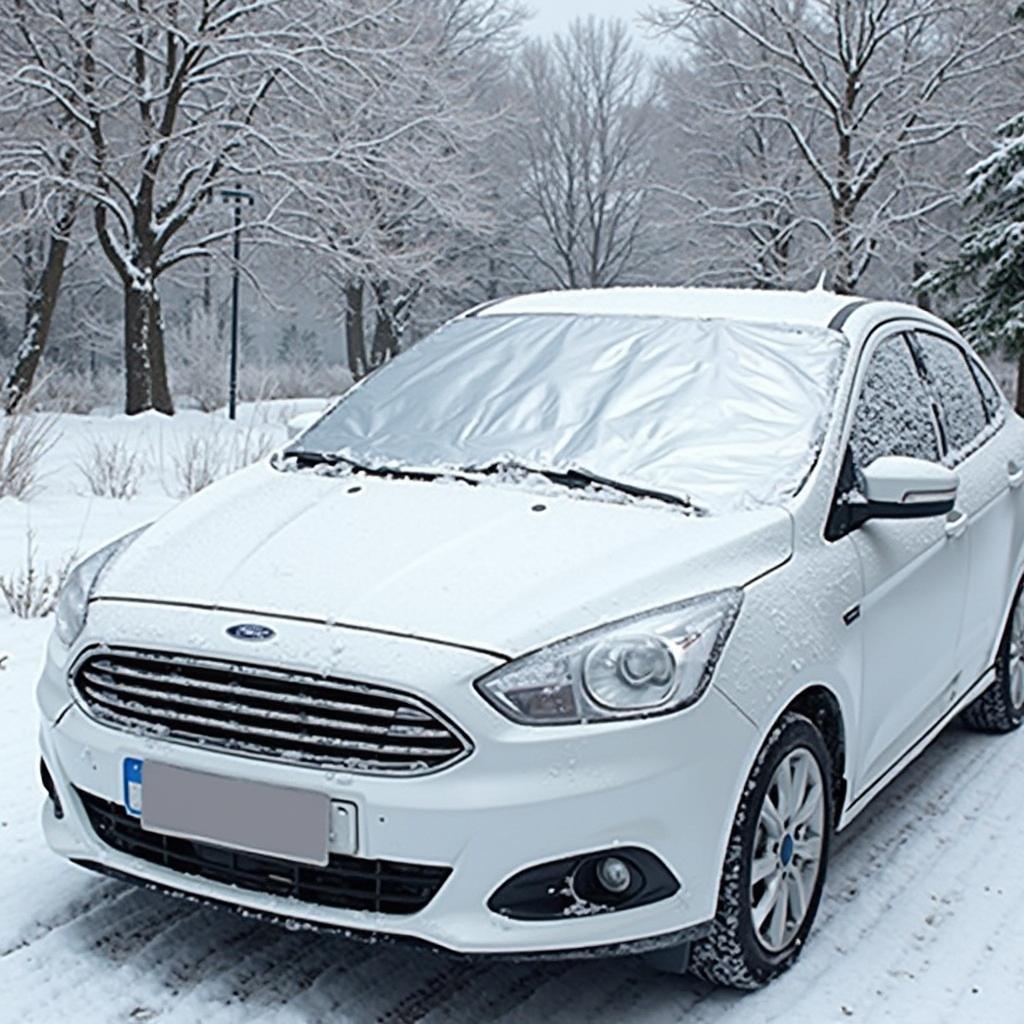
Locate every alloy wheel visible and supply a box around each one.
[749,747,826,953]
[1009,596,1024,711]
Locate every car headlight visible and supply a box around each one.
[476,589,742,725]
[54,526,149,647]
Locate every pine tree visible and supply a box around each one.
[945,6,1024,410]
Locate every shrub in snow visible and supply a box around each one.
[0,530,75,619]
[76,438,146,499]
[26,367,122,415]
[165,424,280,497]
[238,360,354,404]
[168,304,228,413]
[0,410,59,500]
[169,432,224,496]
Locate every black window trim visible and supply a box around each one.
[907,328,996,467]
[823,316,975,543]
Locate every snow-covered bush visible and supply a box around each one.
[0,530,75,618]
[27,367,122,414]
[168,304,228,413]
[76,438,146,499]
[166,424,280,497]
[0,410,59,500]
[238,360,354,404]
[169,432,224,496]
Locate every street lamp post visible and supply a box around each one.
[221,185,254,420]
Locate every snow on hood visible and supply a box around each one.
[95,462,793,656]
[292,314,847,515]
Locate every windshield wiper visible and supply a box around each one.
[472,461,698,512]
[281,449,446,484]
[282,452,697,512]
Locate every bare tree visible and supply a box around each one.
[650,0,1024,294]
[512,17,658,289]
[655,36,825,288]
[282,0,523,379]
[0,11,83,412]
[5,0,448,413]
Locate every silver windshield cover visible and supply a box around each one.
[295,314,847,516]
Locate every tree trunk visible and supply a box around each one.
[1016,349,1024,418]
[832,200,855,295]
[345,281,366,379]
[2,223,73,413]
[124,278,174,415]
[913,257,931,312]
[370,281,400,368]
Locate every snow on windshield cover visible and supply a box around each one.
[293,314,849,515]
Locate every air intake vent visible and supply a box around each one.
[77,788,451,915]
[73,649,471,776]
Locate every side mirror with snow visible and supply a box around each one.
[852,455,958,528]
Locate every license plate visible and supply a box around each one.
[126,759,330,866]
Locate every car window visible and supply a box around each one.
[911,332,988,458]
[849,334,941,472]
[967,356,1004,424]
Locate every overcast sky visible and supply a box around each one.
[525,0,661,40]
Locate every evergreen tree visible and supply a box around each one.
[944,6,1024,409]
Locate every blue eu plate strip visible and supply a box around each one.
[123,758,143,817]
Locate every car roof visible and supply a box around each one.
[472,286,945,337]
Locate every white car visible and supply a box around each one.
[37,288,1024,988]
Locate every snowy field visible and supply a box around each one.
[3,408,1024,1023]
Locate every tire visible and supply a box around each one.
[689,712,833,989]
[962,581,1024,734]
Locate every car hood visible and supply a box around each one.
[96,462,793,657]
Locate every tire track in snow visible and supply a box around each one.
[0,877,126,959]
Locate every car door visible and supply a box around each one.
[845,332,971,796]
[910,331,1019,685]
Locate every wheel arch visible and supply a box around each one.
[781,685,847,830]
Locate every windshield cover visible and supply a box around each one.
[292,313,848,515]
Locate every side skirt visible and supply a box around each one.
[837,664,996,831]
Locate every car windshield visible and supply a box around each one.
[289,313,848,515]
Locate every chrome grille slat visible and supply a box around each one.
[88,657,407,710]
[80,672,456,741]
[82,664,403,721]
[81,689,462,757]
[73,649,471,776]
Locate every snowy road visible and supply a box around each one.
[3,610,1024,1023]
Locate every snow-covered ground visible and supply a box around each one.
[3,407,1024,1022]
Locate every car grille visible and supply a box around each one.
[77,789,451,915]
[72,649,471,776]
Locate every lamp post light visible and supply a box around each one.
[220,185,254,420]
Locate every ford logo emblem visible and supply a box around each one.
[226,623,276,642]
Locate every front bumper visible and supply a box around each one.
[38,600,756,956]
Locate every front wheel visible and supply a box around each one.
[689,713,832,989]
[962,581,1024,734]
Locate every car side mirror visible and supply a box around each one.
[849,456,958,529]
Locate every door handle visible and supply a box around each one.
[1009,461,1024,489]
[945,509,968,539]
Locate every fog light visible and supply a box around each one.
[596,856,632,894]
[488,846,679,920]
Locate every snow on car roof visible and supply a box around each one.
[477,287,864,329]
